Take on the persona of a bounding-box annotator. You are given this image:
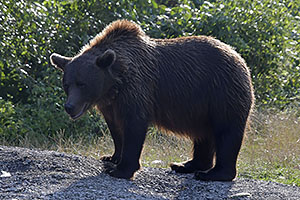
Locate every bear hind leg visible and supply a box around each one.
[195,122,245,181]
[170,137,215,173]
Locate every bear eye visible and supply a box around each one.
[63,83,69,90]
[76,82,86,88]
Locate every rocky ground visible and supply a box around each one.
[0,145,299,199]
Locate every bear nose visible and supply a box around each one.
[64,103,74,114]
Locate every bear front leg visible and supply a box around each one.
[100,106,123,164]
[100,124,122,164]
[108,114,148,179]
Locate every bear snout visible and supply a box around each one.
[64,103,75,115]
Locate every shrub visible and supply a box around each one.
[0,0,299,145]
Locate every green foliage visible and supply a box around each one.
[237,111,300,186]
[0,0,299,186]
[0,68,107,146]
[0,0,299,145]
[0,99,24,142]
[139,0,300,109]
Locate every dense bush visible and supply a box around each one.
[0,0,299,145]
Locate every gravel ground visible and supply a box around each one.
[0,145,299,200]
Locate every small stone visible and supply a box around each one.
[229,192,251,198]
[151,160,163,165]
[0,171,12,178]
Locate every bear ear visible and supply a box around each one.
[96,49,116,69]
[50,53,71,71]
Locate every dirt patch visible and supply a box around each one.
[1,145,299,199]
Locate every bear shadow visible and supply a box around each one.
[45,168,240,200]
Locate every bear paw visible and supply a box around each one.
[108,168,134,179]
[103,162,138,180]
[104,165,134,180]
[195,167,236,181]
[100,155,119,164]
[170,160,212,174]
[170,162,196,173]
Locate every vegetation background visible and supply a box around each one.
[0,0,299,186]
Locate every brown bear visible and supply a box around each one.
[50,20,254,181]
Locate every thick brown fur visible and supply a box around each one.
[50,20,254,181]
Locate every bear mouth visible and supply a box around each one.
[70,103,90,120]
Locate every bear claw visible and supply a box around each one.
[100,155,119,164]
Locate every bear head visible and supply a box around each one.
[50,49,118,120]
